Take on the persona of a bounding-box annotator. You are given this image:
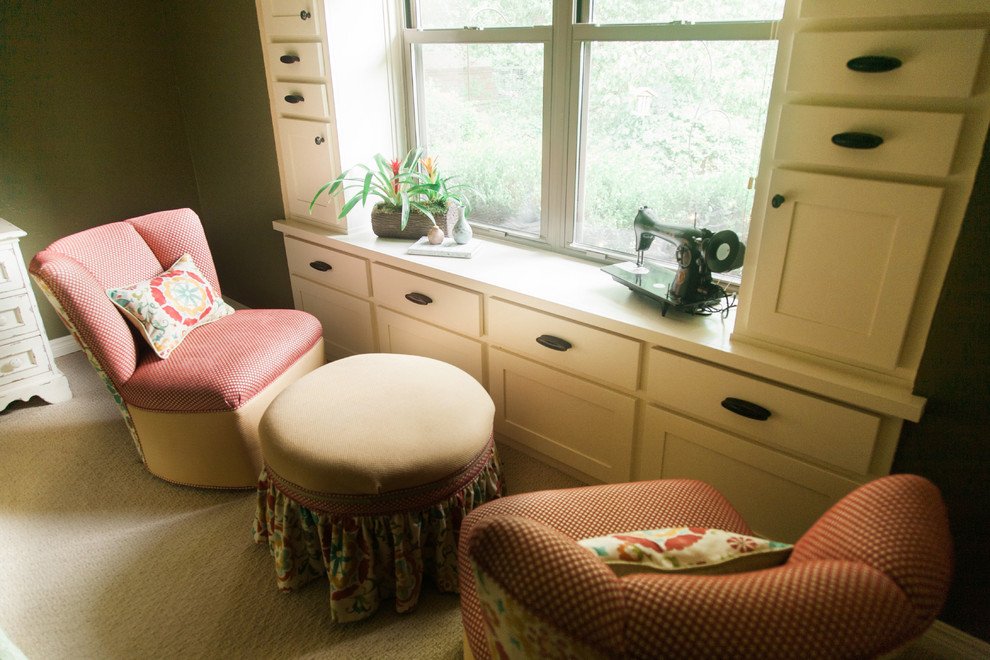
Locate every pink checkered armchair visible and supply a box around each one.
[29,208,325,489]
[460,474,952,659]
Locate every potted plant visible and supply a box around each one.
[310,148,476,241]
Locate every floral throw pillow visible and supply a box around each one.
[107,254,234,359]
[578,527,793,577]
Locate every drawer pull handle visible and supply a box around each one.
[771,194,786,208]
[846,55,902,73]
[299,10,311,20]
[405,292,433,305]
[279,54,301,64]
[284,94,305,104]
[721,397,771,421]
[831,132,884,150]
[314,136,325,145]
[309,260,332,272]
[536,334,572,352]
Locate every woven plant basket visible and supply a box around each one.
[371,203,459,240]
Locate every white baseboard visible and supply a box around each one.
[50,335,81,358]
[913,621,990,659]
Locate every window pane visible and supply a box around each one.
[591,0,784,24]
[575,40,777,262]
[415,1,551,29]
[416,43,544,236]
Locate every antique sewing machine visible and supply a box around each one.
[601,206,746,316]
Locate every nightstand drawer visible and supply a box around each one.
[0,293,39,342]
[267,42,325,79]
[285,237,370,297]
[371,263,482,337]
[274,82,331,120]
[488,298,640,390]
[787,29,985,99]
[646,348,880,474]
[774,105,964,177]
[0,336,51,387]
[0,245,25,296]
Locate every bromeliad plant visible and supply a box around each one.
[310,148,477,230]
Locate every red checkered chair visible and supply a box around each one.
[460,474,951,659]
[29,208,325,489]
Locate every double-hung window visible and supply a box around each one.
[403,0,783,270]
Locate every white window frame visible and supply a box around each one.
[401,1,781,266]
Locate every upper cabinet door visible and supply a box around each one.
[277,117,342,228]
[745,169,942,371]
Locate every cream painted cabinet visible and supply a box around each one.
[1,219,71,410]
[256,0,397,233]
[736,3,990,379]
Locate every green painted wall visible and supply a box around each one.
[1,0,987,643]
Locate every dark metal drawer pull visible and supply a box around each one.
[405,292,433,305]
[771,194,786,208]
[299,10,311,20]
[831,132,884,149]
[314,136,325,145]
[284,94,305,104]
[536,335,572,352]
[279,55,300,64]
[721,397,771,421]
[846,55,902,73]
[309,260,332,272]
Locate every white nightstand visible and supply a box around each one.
[0,218,71,410]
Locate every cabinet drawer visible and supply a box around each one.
[377,307,483,384]
[787,30,985,99]
[260,0,321,38]
[0,336,51,386]
[267,42,325,79]
[639,406,861,543]
[0,293,39,343]
[646,348,880,474]
[371,263,482,337]
[290,275,375,362]
[799,0,990,19]
[285,237,369,297]
[0,245,25,296]
[274,82,331,120]
[488,298,640,391]
[774,105,964,177]
[491,348,635,483]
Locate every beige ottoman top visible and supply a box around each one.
[259,353,495,495]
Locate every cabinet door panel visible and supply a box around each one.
[377,308,483,384]
[490,349,635,483]
[747,170,942,370]
[639,406,861,543]
[290,275,375,361]
[277,118,341,227]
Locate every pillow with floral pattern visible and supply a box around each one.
[107,253,234,359]
[578,527,793,576]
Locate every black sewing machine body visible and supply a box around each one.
[601,206,745,315]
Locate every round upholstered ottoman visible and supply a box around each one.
[252,353,502,623]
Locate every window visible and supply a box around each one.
[404,0,783,271]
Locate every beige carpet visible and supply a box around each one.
[0,351,585,660]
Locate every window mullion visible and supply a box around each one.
[544,0,578,249]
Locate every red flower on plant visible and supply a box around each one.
[390,158,401,195]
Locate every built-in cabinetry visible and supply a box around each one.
[264,0,989,543]
[0,219,71,410]
[275,224,925,542]
[735,1,990,381]
[255,0,397,232]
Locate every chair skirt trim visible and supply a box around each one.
[252,443,504,622]
[129,340,325,489]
